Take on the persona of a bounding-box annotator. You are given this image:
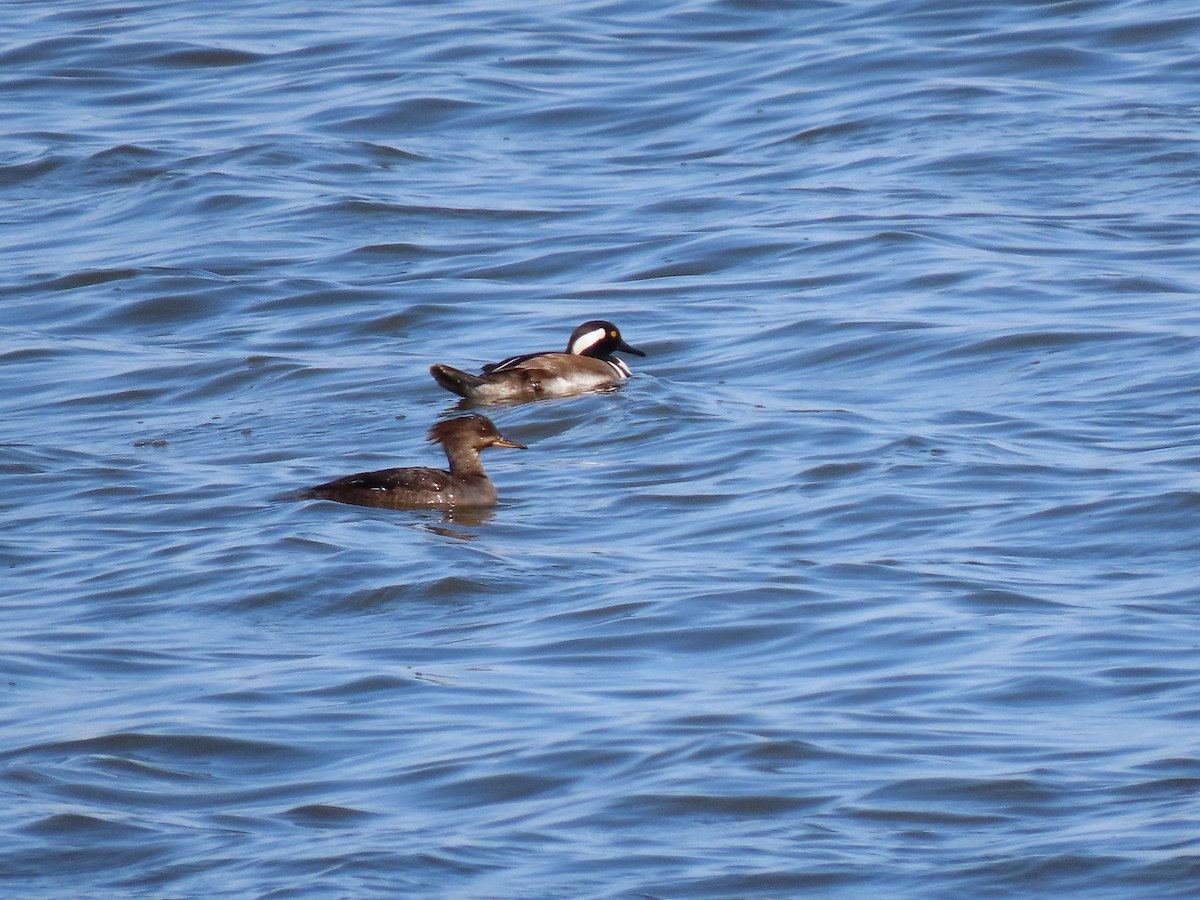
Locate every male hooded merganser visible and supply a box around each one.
[303,415,525,510]
[429,320,645,404]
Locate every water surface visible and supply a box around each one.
[4,1,1200,896]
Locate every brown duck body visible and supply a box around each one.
[305,465,493,510]
[431,353,632,403]
[304,415,524,510]
[430,320,645,404]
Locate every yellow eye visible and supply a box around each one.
[610,331,617,337]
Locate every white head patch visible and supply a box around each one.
[569,326,608,356]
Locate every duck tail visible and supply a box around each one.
[429,364,484,398]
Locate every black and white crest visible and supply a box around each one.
[566,320,645,361]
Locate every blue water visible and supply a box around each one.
[4,1,1200,896]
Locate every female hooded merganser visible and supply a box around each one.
[429,320,645,404]
[303,415,525,510]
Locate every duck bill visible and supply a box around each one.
[491,437,527,450]
[617,337,646,357]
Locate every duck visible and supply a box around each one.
[303,414,525,510]
[429,320,645,404]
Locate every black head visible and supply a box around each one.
[427,414,526,451]
[566,320,645,359]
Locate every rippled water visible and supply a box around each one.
[4,1,1200,896]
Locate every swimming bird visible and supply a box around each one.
[429,320,645,404]
[303,415,525,510]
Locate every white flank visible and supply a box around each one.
[569,326,608,356]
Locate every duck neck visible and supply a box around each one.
[443,444,487,479]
